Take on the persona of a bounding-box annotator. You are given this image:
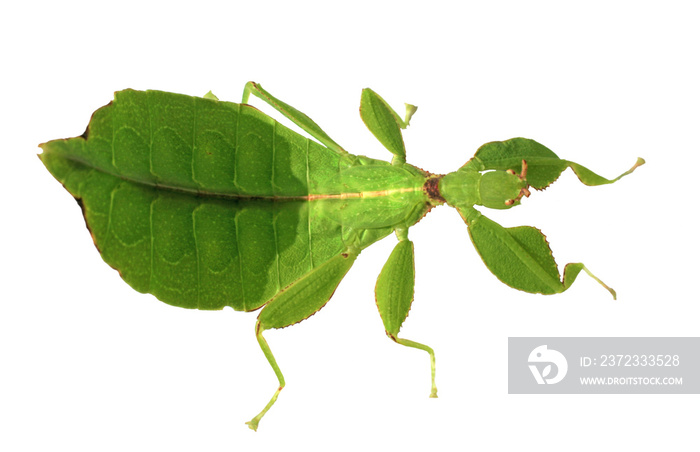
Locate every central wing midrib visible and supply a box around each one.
[49,152,422,201]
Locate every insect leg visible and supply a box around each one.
[359,88,417,165]
[245,320,285,432]
[202,91,219,100]
[241,81,347,154]
[375,230,438,398]
[246,250,359,430]
[460,207,617,298]
[470,138,644,189]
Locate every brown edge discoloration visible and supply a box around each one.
[73,197,100,252]
[74,195,125,281]
[423,175,446,204]
[80,100,113,140]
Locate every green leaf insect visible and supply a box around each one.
[39,82,644,430]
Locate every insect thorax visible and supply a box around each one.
[439,167,527,210]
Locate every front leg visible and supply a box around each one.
[456,205,617,298]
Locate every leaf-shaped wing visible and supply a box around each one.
[39,90,393,311]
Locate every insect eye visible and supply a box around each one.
[505,199,515,206]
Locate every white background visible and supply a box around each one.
[2,1,699,450]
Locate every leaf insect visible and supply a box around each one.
[39,82,644,430]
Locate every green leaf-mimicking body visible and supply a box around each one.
[40,84,643,430]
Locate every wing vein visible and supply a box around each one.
[272,119,277,196]
[104,184,116,253]
[192,203,201,308]
[148,92,154,179]
[234,211,246,309]
[233,103,241,191]
[191,96,199,187]
[148,196,155,292]
[305,139,314,268]
[273,205,281,292]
